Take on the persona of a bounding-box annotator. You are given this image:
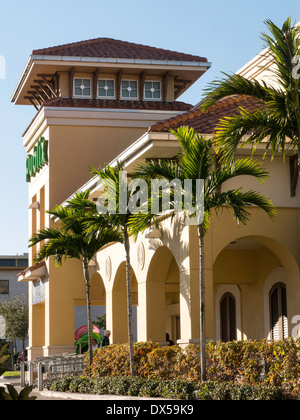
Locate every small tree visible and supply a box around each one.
[71,163,153,376]
[0,295,28,364]
[75,164,137,376]
[93,313,106,331]
[29,191,122,372]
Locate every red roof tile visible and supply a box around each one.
[42,97,193,112]
[148,95,263,133]
[17,260,45,277]
[32,37,207,63]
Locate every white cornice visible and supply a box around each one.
[22,106,186,151]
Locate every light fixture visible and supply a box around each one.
[28,201,40,210]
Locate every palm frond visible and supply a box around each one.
[202,73,271,110]
[214,107,295,162]
[201,18,300,165]
[206,157,269,196]
[207,188,276,225]
[170,127,213,181]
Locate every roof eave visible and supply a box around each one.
[11,56,34,103]
[30,54,211,68]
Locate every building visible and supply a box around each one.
[0,254,28,300]
[12,37,211,360]
[12,37,300,361]
[0,254,28,347]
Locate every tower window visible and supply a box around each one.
[74,78,91,97]
[98,79,115,98]
[144,81,161,100]
[121,80,138,99]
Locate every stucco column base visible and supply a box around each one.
[42,345,77,357]
[27,346,44,361]
[177,338,200,348]
[177,338,214,348]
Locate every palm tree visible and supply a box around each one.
[131,126,276,381]
[29,191,122,372]
[70,163,159,377]
[73,163,141,376]
[202,18,300,171]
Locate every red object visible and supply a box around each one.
[75,325,100,342]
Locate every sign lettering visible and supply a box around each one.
[26,137,48,182]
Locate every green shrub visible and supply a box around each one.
[207,338,300,391]
[50,375,298,400]
[87,338,300,391]
[195,382,297,401]
[156,380,198,400]
[50,377,73,393]
[89,341,159,378]
[138,379,161,398]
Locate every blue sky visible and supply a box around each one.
[0,0,299,255]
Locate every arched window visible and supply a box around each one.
[270,283,288,341]
[220,293,237,342]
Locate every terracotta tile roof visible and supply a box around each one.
[32,37,208,63]
[17,260,45,277]
[42,97,193,112]
[148,95,263,133]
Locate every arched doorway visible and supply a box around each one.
[213,236,299,341]
[145,246,180,344]
[74,272,106,335]
[111,263,138,344]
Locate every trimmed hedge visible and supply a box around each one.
[86,339,300,392]
[50,376,297,400]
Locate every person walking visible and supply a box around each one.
[101,330,111,347]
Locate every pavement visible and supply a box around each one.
[0,375,164,401]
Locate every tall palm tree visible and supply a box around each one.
[74,163,141,376]
[29,191,122,372]
[131,126,276,381]
[202,18,300,171]
[71,163,159,377]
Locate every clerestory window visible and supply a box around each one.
[74,78,91,97]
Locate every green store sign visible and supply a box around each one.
[26,137,48,182]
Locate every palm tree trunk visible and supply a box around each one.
[298,138,300,175]
[198,227,206,382]
[22,340,25,362]
[124,225,135,376]
[83,258,93,375]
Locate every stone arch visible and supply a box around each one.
[213,235,299,340]
[144,246,180,344]
[111,262,138,344]
[75,271,107,336]
[90,272,106,304]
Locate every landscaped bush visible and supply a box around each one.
[86,338,300,392]
[89,341,160,378]
[50,376,297,400]
[49,339,300,399]
[207,338,300,391]
[195,381,296,400]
